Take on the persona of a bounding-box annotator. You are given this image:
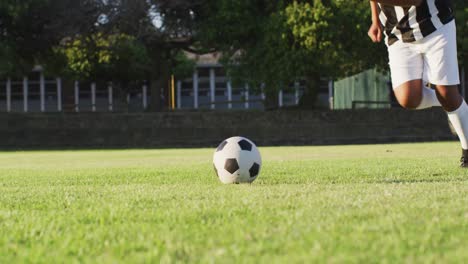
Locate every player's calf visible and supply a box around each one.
[442,86,468,168]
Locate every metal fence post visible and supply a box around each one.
[40,72,45,112]
[23,77,28,112]
[177,80,182,109]
[108,83,113,112]
[227,80,232,109]
[91,82,96,112]
[278,89,283,108]
[294,81,300,105]
[210,68,216,109]
[74,81,79,112]
[193,70,199,109]
[142,84,148,110]
[244,84,250,109]
[261,83,266,101]
[56,78,62,112]
[6,78,11,112]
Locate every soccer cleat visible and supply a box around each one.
[460,149,468,168]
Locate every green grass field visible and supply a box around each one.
[0,142,467,263]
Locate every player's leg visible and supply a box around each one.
[435,85,462,112]
[423,20,465,166]
[388,40,440,110]
[393,80,440,109]
[437,85,468,166]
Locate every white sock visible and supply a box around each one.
[416,86,441,109]
[447,100,468,150]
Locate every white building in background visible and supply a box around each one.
[179,51,332,110]
[0,53,332,113]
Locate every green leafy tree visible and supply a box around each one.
[195,1,295,108]
[57,33,151,81]
[0,0,102,77]
[91,0,202,110]
[1,0,198,111]
[2,0,465,111]
[285,1,389,105]
[195,0,387,108]
[196,0,468,108]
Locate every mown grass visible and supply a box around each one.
[0,142,467,263]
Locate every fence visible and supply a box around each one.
[1,66,465,112]
[0,67,313,112]
[0,75,150,113]
[334,67,467,110]
[177,67,310,110]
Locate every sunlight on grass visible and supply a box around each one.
[0,142,467,262]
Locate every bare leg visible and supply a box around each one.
[393,79,441,109]
[393,79,424,109]
[442,85,468,163]
[435,85,462,112]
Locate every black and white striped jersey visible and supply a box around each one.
[378,0,454,46]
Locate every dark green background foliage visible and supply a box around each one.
[0,0,466,108]
[453,0,467,67]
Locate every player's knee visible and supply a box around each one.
[394,82,423,110]
[435,86,463,111]
[436,96,461,112]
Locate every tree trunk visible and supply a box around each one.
[62,79,75,112]
[149,79,162,111]
[149,67,170,112]
[299,74,320,109]
[263,86,279,110]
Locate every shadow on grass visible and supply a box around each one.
[376,176,468,184]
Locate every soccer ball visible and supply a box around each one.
[213,136,262,184]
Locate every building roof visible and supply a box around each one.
[184,51,222,67]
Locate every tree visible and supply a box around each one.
[95,0,201,111]
[284,1,388,75]
[194,0,387,108]
[1,0,199,111]
[195,0,468,108]
[0,0,102,77]
[194,1,295,108]
[2,0,465,111]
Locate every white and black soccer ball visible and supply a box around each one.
[213,136,262,184]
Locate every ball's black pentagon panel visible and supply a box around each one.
[213,163,219,177]
[216,141,228,152]
[238,139,252,151]
[249,163,260,177]
[224,158,239,174]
